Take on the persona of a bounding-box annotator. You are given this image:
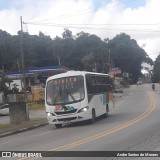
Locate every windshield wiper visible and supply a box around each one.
[66,89,76,102]
[53,90,61,104]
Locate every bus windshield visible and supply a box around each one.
[46,76,85,105]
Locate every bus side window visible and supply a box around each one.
[93,76,97,93]
[86,74,111,95]
[99,76,103,93]
[86,76,92,94]
[102,76,106,92]
[91,76,95,94]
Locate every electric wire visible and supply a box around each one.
[26,0,138,23]
[23,0,160,38]
[23,22,160,33]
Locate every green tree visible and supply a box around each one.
[0,30,15,71]
[0,74,13,102]
[62,28,73,39]
[81,51,96,71]
[0,29,153,85]
[107,33,150,83]
[74,32,108,71]
[152,55,160,82]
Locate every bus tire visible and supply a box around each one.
[89,109,96,124]
[55,124,62,129]
[103,104,109,118]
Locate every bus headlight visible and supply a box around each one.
[78,106,89,113]
[46,112,55,116]
[47,112,51,116]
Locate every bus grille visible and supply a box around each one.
[55,109,77,115]
[57,117,77,122]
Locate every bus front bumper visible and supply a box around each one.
[46,111,91,125]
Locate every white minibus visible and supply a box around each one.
[45,71,112,128]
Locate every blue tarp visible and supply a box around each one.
[5,66,69,76]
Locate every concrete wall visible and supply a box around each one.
[8,94,24,103]
[9,102,28,124]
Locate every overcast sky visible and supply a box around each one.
[0,0,160,61]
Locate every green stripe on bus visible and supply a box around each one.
[103,92,109,105]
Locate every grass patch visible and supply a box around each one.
[0,124,12,129]
[27,101,45,110]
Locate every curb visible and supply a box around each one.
[0,122,48,138]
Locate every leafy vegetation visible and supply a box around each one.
[0,74,13,102]
[28,101,45,110]
[152,55,160,82]
[0,29,153,83]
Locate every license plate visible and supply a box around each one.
[64,120,71,124]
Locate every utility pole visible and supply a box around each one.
[58,55,61,66]
[94,62,97,72]
[20,16,29,120]
[1,65,4,73]
[109,49,111,71]
[17,59,20,72]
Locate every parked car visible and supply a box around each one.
[0,104,9,116]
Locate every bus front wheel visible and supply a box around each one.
[55,124,62,129]
[89,109,96,124]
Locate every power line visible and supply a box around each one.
[24,22,160,26]
[24,22,160,33]
[26,0,138,23]
[23,0,160,38]
[29,8,92,23]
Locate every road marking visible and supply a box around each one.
[19,91,155,160]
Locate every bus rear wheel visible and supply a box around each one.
[55,124,62,129]
[103,104,109,118]
[89,109,96,124]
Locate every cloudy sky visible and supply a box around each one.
[0,0,160,61]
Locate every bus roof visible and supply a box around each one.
[46,71,109,82]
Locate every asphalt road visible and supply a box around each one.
[0,84,160,160]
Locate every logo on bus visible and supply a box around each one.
[55,105,76,111]
[55,105,63,110]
